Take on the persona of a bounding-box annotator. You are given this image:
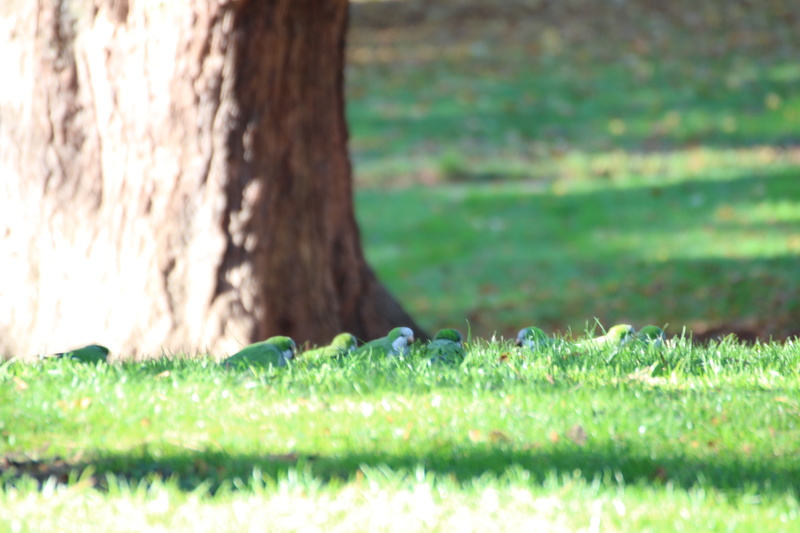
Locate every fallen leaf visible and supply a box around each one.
[765,92,782,109]
[715,204,736,222]
[468,429,484,442]
[710,415,726,426]
[13,377,28,391]
[479,284,498,295]
[652,466,668,482]
[194,459,209,475]
[77,397,92,410]
[549,430,560,443]
[608,118,626,135]
[775,396,797,407]
[566,424,588,446]
[156,371,171,379]
[489,430,510,443]
[265,453,301,463]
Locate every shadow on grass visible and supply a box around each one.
[347,0,800,158]
[3,440,798,497]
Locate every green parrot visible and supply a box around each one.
[514,326,553,351]
[353,327,415,357]
[635,325,666,347]
[426,328,465,365]
[43,344,110,364]
[576,324,636,349]
[302,333,358,360]
[222,336,297,369]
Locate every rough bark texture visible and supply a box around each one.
[0,0,421,359]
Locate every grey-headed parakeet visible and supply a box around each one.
[303,333,358,360]
[635,325,666,347]
[515,326,553,351]
[43,344,109,363]
[576,324,636,349]
[223,336,296,369]
[354,327,415,357]
[426,328,465,365]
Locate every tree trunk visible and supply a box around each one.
[0,0,422,359]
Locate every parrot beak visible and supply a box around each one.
[514,338,522,346]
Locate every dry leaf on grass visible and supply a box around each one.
[468,429,483,442]
[489,430,511,443]
[566,424,588,446]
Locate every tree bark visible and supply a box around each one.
[0,0,421,359]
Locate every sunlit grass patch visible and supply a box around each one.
[356,164,800,339]
[2,339,800,531]
[4,469,799,532]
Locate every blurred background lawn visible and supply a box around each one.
[346,0,800,341]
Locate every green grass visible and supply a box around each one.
[5,1,800,530]
[3,339,800,530]
[346,1,800,340]
[347,1,800,185]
